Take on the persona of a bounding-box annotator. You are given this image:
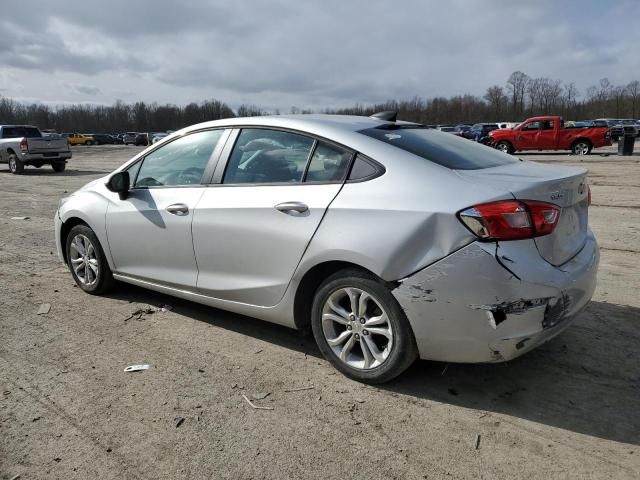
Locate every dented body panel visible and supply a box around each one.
[393,229,599,363]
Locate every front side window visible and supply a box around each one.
[134,129,224,187]
[223,129,314,184]
[522,122,540,131]
[304,141,352,183]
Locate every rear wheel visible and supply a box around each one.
[495,141,514,154]
[311,269,418,384]
[8,154,24,174]
[572,140,592,155]
[66,224,115,294]
[51,162,66,172]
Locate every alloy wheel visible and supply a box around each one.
[9,157,16,172]
[321,287,394,370]
[574,142,589,155]
[69,234,99,286]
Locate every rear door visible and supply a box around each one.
[536,119,557,149]
[192,128,353,307]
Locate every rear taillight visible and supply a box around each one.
[458,200,560,241]
[20,138,28,153]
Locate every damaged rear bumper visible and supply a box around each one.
[392,229,599,363]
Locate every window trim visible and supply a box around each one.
[128,127,230,191]
[212,126,358,187]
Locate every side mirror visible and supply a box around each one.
[106,171,130,200]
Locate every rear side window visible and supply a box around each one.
[223,129,314,184]
[304,141,352,183]
[359,127,518,170]
[2,126,42,138]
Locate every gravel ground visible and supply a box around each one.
[1,144,639,479]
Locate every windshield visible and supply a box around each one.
[359,126,519,170]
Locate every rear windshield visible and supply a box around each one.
[2,126,42,138]
[359,126,519,170]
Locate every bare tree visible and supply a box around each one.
[626,80,639,118]
[506,71,530,118]
[484,85,507,119]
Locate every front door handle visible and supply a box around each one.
[166,203,189,216]
[275,201,309,214]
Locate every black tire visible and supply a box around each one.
[51,162,66,172]
[311,269,418,384]
[495,141,514,154]
[8,153,24,174]
[572,140,592,155]
[86,141,93,146]
[65,224,115,295]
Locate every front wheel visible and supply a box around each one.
[495,141,514,154]
[572,141,592,155]
[66,224,115,294]
[311,269,418,384]
[8,154,24,174]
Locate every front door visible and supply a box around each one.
[192,129,353,307]
[105,129,227,289]
[514,121,540,150]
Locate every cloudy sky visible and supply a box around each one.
[1,0,638,111]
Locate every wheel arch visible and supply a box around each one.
[571,137,592,149]
[59,217,90,265]
[292,260,398,330]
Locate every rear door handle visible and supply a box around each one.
[275,201,308,214]
[166,203,189,216]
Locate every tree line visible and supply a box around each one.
[0,71,638,132]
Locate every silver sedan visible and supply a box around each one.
[55,112,599,383]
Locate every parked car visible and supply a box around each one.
[490,116,612,155]
[151,132,169,144]
[55,112,599,383]
[497,122,520,129]
[466,123,499,142]
[87,133,117,145]
[63,133,96,146]
[453,125,471,137]
[1,125,71,174]
[122,132,139,145]
[436,126,457,133]
[134,133,150,146]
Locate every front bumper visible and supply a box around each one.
[393,230,599,363]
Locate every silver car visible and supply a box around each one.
[55,112,599,383]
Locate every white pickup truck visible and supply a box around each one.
[0,125,72,174]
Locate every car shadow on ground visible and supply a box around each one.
[0,168,109,177]
[106,284,639,446]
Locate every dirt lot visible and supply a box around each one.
[1,144,639,479]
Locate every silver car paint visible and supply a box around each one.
[192,183,343,306]
[55,114,599,362]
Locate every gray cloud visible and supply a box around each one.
[0,0,638,110]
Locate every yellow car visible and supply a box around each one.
[64,133,95,146]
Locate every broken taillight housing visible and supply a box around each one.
[458,200,560,241]
[20,138,28,153]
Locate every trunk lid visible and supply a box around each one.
[456,161,589,266]
[27,137,69,153]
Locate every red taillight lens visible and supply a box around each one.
[458,200,560,241]
[20,138,28,153]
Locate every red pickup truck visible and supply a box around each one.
[489,116,611,155]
